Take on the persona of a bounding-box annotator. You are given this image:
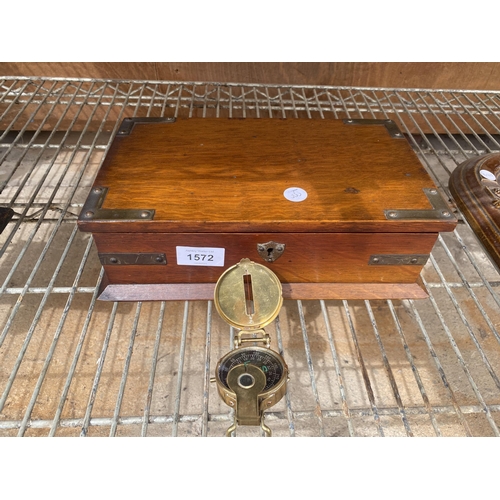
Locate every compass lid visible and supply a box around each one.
[214,258,283,330]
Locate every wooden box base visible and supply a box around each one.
[92,230,434,301]
[97,276,428,301]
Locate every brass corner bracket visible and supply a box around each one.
[343,118,404,139]
[384,188,457,222]
[78,186,155,222]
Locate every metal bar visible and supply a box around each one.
[413,91,472,161]
[387,300,441,436]
[451,229,500,309]
[313,88,325,119]
[130,84,146,118]
[0,79,47,145]
[0,80,132,286]
[274,314,296,437]
[423,92,479,157]
[435,92,492,152]
[215,86,220,118]
[160,84,170,117]
[4,401,500,431]
[0,86,119,340]
[141,301,166,437]
[80,302,119,437]
[0,224,79,413]
[348,89,365,119]
[253,87,260,119]
[364,300,414,437]
[0,80,101,264]
[1,83,81,217]
[358,90,378,120]
[337,89,351,119]
[277,88,287,119]
[0,144,109,151]
[406,298,473,435]
[265,87,273,118]
[324,89,339,119]
[171,301,189,437]
[2,287,97,294]
[174,84,183,117]
[5,280,497,296]
[378,91,450,194]
[201,301,213,437]
[145,84,158,117]
[393,91,457,177]
[289,87,298,118]
[16,228,94,436]
[447,92,498,150]
[428,252,500,390]
[296,300,325,436]
[342,300,384,436]
[4,75,500,94]
[109,302,142,437]
[482,93,500,120]
[0,80,74,196]
[49,268,105,436]
[189,84,197,118]
[0,79,30,122]
[437,234,500,346]
[227,86,234,119]
[421,274,500,436]
[461,93,500,148]
[240,86,246,118]
[320,300,355,437]
[300,88,312,119]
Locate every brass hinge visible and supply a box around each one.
[369,254,429,266]
[99,253,167,266]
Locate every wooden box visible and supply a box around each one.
[77,117,457,301]
[449,153,500,271]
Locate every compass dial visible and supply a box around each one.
[217,346,286,392]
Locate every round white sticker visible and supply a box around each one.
[480,169,496,181]
[284,187,308,202]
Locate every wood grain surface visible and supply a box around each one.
[2,62,500,90]
[93,231,437,284]
[79,117,457,234]
[449,153,500,271]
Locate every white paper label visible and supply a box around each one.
[176,246,225,266]
[480,169,496,181]
[284,187,308,202]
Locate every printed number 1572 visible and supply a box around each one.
[187,253,214,262]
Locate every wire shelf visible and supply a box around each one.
[2,77,500,437]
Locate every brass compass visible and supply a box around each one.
[213,258,288,437]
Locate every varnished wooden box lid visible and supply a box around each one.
[78,117,457,234]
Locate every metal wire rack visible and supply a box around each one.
[2,77,500,437]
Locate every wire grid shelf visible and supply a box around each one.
[2,77,500,437]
